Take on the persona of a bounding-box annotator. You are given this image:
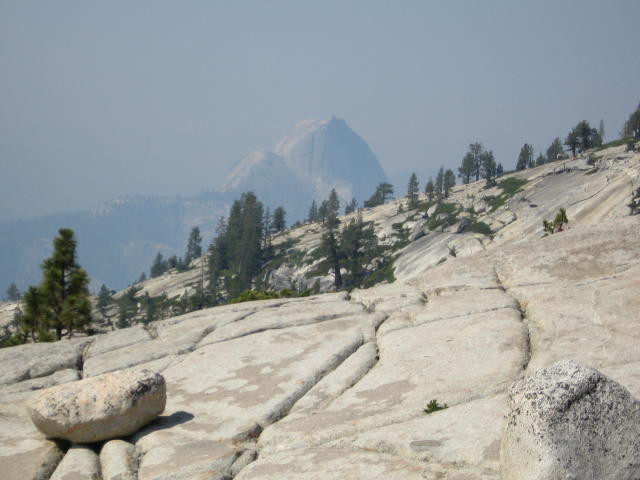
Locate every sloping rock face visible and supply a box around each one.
[502,360,640,479]
[0,145,638,479]
[28,369,166,443]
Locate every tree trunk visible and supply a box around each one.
[333,259,343,290]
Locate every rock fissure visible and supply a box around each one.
[493,266,532,373]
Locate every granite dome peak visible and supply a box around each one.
[221,116,388,219]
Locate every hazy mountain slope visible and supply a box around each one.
[1,117,386,292]
[0,197,192,291]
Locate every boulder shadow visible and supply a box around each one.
[129,411,195,441]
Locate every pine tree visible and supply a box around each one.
[565,129,579,157]
[535,153,546,167]
[327,189,340,221]
[623,103,640,140]
[307,200,319,223]
[599,119,605,142]
[435,167,445,198]
[150,252,167,278]
[116,285,140,329]
[479,151,496,186]
[229,192,264,297]
[263,207,272,247]
[517,143,533,170]
[496,163,504,177]
[318,200,329,224]
[546,137,566,162]
[344,198,358,215]
[424,177,435,202]
[566,121,600,155]
[271,206,286,233]
[6,283,20,302]
[97,284,112,316]
[184,227,203,266]
[458,152,475,184]
[576,120,599,150]
[207,216,229,304]
[167,255,179,270]
[321,189,343,289]
[340,212,380,288]
[39,228,92,339]
[364,182,393,208]
[469,142,483,181]
[443,169,456,197]
[406,173,419,209]
[20,286,48,342]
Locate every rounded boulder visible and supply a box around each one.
[28,369,166,443]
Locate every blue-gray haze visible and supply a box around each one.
[1,0,638,221]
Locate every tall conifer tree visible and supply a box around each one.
[39,228,92,339]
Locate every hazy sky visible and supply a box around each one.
[1,1,639,220]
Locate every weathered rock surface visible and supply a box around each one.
[0,146,638,479]
[502,360,640,479]
[0,404,66,480]
[100,439,137,480]
[28,369,166,443]
[0,338,91,386]
[50,444,101,480]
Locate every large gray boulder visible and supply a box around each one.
[28,369,166,443]
[501,359,640,479]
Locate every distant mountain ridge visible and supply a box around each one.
[0,117,387,291]
[220,116,388,219]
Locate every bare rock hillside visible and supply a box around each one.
[0,144,638,479]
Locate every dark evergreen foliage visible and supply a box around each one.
[546,137,566,163]
[17,229,92,341]
[344,197,358,215]
[424,177,435,202]
[271,206,287,233]
[517,143,534,170]
[307,200,319,223]
[406,173,419,209]
[565,120,601,156]
[207,192,266,302]
[435,167,445,198]
[6,283,20,302]
[443,169,456,197]
[623,104,640,140]
[184,227,203,265]
[150,253,168,278]
[458,151,475,184]
[364,182,393,208]
[339,212,381,288]
[97,283,112,316]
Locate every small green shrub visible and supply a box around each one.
[230,290,280,304]
[363,256,397,288]
[586,154,600,166]
[543,208,568,235]
[462,221,492,236]
[305,259,332,278]
[427,202,460,231]
[448,245,457,257]
[424,399,448,414]
[483,195,506,212]
[498,177,528,196]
